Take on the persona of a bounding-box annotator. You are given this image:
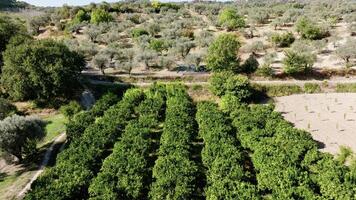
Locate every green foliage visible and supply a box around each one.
[209,71,252,102]
[241,54,259,74]
[73,10,90,23]
[60,101,82,120]
[295,17,328,40]
[150,85,197,200]
[218,8,245,31]
[0,98,17,120]
[253,84,303,97]
[0,15,26,67]
[90,9,113,25]
[196,102,259,199]
[0,115,45,161]
[25,89,144,200]
[304,83,321,93]
[270,32,295,47]
[89,86,165,199]
[255,64,274,77]
[336,83,356,93]
[206,33,240,72]
[131,28,149,38]
[283,50,316,75]
[1,38,84,103]
[149,39,168,54]
[336,146,354,165]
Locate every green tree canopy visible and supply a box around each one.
[0,15,26,68]
[283,50,316,75]
[0,98,17,120]
[206,33,241,72]
[218,7,245,31]
[1,38,85,103]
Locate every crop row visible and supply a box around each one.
[25,89,145,200]
[149,85,198,199]
[88,86,166,199]
[196,102,259,199]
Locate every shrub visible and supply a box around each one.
[149,39,168,54]
[131,28,149,38]
[270,32,295,47]
[0,98,17,120]
[60,101,82,120]
[0,115,45,162]
[336,83,356,93]
[218,7,245,31]
[209,71,252,101]
[295,17,328,40]
[241,54,259,74]
[1,39,85,103]
[283,50,316,75]
[253,84,303,97]
[206,33,240,72]
[90,9,113,24]
[255,64,274,77]
[304,83,321,93]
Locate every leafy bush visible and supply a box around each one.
[336,83,356,93]
[1,38,85,103]
[270,32,295,47]
[131,28,149,38]
[283,50,316,75]
[295,17,328,40]
[206,33,240,72]
[60,101,82,120]
[253,84,303,97]
[255,64,274,77]
[0,98,17,120]
[241,54,259,74]
[304,83,321,93]
[90,9,113,24]
[218,7,245,31]
[209,71,252,101]
[0,115,45,162]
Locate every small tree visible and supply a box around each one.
[92,54,110,75]
[90,9,113,25]
[0,115,45,162]
[218,8,245,31]
[241,54,259,74]
[283,50,316,75]
[206,33,240,72]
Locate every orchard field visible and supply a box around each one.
[23,83,356,200]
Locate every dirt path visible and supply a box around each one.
[16,133,67,199]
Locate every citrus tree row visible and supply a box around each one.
[229,104,356,199]
[25,88,146,200]
[149,84,198,199]
[88,86,166,199]
[196,102,259,199]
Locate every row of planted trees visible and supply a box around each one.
[25,82,355,199]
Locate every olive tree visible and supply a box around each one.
[0,115,45,162]
[92,53,111,75]
[206,33,240,72]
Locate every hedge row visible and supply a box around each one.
[230,104,356,199]
[25,88,145,200]
[88,86,166,199]
[66,92,119,141]
[196,102,259,199]
[149,85,198,200]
